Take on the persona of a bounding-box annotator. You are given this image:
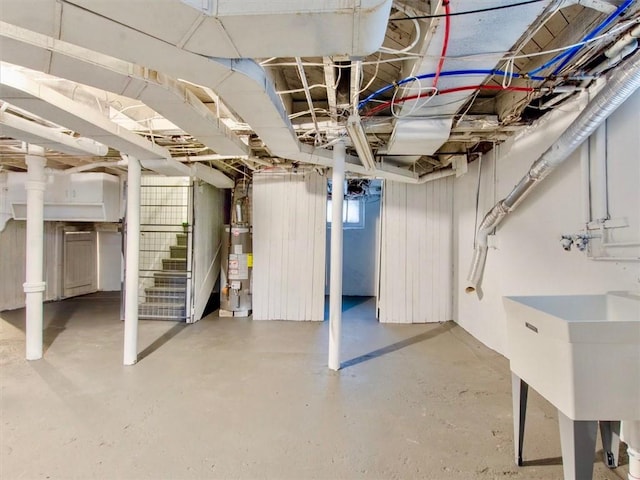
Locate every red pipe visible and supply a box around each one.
[433,0,451,88]
[365,85,536,116]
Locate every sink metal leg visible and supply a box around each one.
[599,420,621,468]
[558,411,597,480]
[511,372,528,466]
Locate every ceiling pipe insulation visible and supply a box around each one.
[465,50,640,297]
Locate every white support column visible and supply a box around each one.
[23,146,47,361]
[123,156,141,365]
[328,140,345,371]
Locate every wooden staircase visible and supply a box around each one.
[139,232,189,321]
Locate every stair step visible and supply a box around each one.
[154,272,188,287]
[144,288,186,304]
[138,302,186,319]
[162,258,187,271]
[170,245,187,259]
[145,286,186,295]
[176,233,188,246]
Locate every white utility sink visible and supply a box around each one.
[503,292,640,480]
[505,291,640,420]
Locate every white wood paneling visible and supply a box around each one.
[379,177,454,323]
[253,172,326,321]
[192,181,224,322]
[0,220,63,311]
[63,231,97,298]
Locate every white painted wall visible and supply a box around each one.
[192,181,224,321]
[0,173,12,232]
[454,89,640,356]
[379,177,454,323]
[0,220,63,311]
[97,230,122,291]
[325,196,381,296]
[253,172,326,321]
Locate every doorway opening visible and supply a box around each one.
[325,179,382,322]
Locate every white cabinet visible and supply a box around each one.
[7,172,121,222]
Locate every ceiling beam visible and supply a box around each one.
[323,57,339,122]
[0,110,109,156]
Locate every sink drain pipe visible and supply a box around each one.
[465,50,640,296]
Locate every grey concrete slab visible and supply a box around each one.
[0,293,629,479]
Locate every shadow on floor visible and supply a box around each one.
[341,321,456,369]
[138,322,187,362]
[522,456,563,467]
[324,296,375,320]
[1,298,79,352]
[43,302,78,353]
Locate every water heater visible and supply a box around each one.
[220,181,252,317]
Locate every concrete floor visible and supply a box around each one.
[0,293,629,480]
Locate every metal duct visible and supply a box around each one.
[0,24,248,156]
[0,0,392,59]
[465,50,640,296]
[385,0,551,157]
[0,1,448,184]
[0,65,234,187]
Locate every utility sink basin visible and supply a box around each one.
[504,292,640,420]
[503,292,640,480]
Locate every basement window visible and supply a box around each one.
[327,198,365,229]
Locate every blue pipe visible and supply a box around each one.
[529,0,635,76]
[358,69,546,110]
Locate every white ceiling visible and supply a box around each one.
[0,0,638,182]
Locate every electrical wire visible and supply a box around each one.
[276,84,328,95]
[365,85,536,116]
[551,0,636,75]
[358,69,545,110]
[391,0,545,21]
[357,53,382,95]
[378,18,421,54]
[528,0,636,76]
[455,88,481,127]
[395,17,638,65]
[433,0,451,88]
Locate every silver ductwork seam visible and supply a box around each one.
[465,50,640,296]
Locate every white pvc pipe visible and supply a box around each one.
[123,155,140,366]
[591,123,609,222]
[23,148,47,361]
[328,141,345,371]
[580,142,591,225]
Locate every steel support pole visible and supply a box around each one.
[23,147,47,361]
[328,141,345,371]
[123,156,140,365]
